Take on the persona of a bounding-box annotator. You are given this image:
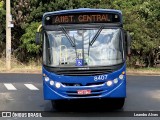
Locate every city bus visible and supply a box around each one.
[36,8,131,109]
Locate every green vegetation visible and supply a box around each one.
[0,0,160,67]
[0,56,41,72]
[0,0,5,56]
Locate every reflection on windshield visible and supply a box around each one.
[43,28,122,67]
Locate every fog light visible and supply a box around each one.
[44,77,49,82]
[113,78,118,84]
[106,81,113,86]
[119,75,124,80]
[55,82,61,88]
[50,80,54,86]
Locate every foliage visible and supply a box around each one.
[19,22,41,62]
[20,22,41,53]
[0,0,159,67]
[110,0,160,67]
[0,0,5,55]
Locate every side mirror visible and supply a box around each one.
[126,32,131,55]
[35,32,41,45]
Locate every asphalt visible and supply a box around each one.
[0,74,160,120]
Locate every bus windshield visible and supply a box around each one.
[43,28,123,67]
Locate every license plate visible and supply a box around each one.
[77,89,91,95]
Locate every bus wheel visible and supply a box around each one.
[51,100,61,110]
[51,100,66,111]
[112,98,125,109]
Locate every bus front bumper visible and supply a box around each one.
[43,80,126,100]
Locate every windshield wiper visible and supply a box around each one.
[89,26,104,46]
[59,25,75,47]
[88,26,103,61]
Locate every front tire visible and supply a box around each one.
[51,100,62,110]
[51,100,70,111]
[111,98,125,109]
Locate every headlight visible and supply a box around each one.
[113,78,118,84]
[119,74,124,80]
[55,82,61,88]
[106,81,113,86]
[44,75,61,88]
[50,80,54,86]
[44,76,49,82]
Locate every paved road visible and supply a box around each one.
[0,73,160,119]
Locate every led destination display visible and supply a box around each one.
[44,12,120,25]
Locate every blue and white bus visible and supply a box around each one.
[36,8,131,109]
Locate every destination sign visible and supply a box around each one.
[44,13,120,25]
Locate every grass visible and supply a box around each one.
[0,56,41,73]
[0,56,160,75]
[127,67,160,75]
[127,67,160,71]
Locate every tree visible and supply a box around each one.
[106,0,160,67]
[19,22,41,62]
[1,0,159,67]
[0,0,5,56]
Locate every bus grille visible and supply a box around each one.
[54,69,113,76]
[44,63,124,76]
[62,82,104,86]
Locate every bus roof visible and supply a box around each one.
[43,8,122,17]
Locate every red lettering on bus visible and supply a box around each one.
[101,15,108,21]
[55,16,60,23]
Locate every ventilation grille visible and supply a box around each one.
[44,63,124,76]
